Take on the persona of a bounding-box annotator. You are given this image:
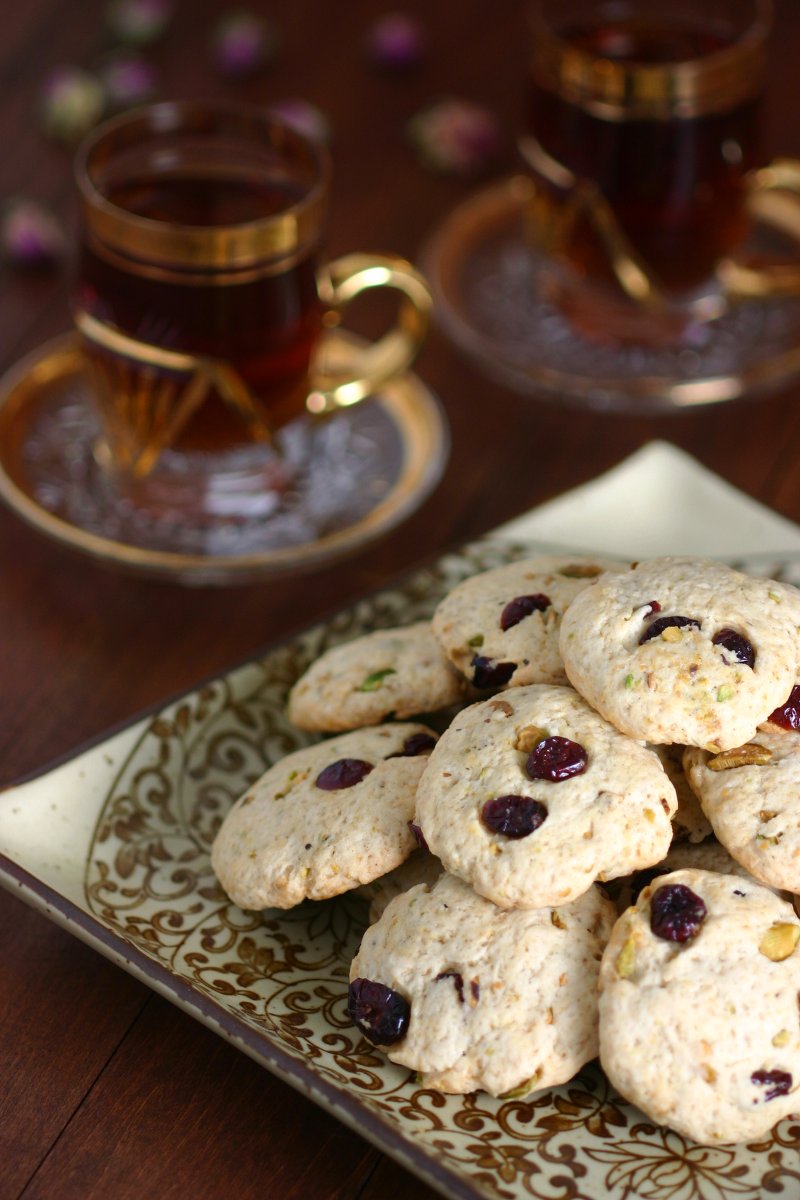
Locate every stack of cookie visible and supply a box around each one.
[211,554,800,1144]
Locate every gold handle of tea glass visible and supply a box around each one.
[518,139,668,313]
[306,252,432,416]
[74,306,274,478]
[719,159,800,300]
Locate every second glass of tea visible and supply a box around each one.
[521,0,797,345]
[74,101,431,523]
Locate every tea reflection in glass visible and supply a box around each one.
[74,101,430,516]
[522,0,771,338]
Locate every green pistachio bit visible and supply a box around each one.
[616,934,636,978]
[467,634,484,648]
[624,673,635,690]
[716,684,734,702]
[559,563,601,578]
[768,590,782,602]
[499,1070,542,1099]
[356,668,397,692]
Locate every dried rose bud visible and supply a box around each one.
[270,98,330,145]
[40,66,105,145]
[407,97,502,177]
[106,0,173,46]
[1,200,65,270]
[100,54,157,109]
[212,11,277,79]
[365,12,426,70]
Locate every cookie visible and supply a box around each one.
[288,622,468,732]
[683,728,800,893]
[348,872,615,1096]
[211,723,437,910]
[431,554,627,691]
[653,744,713,844]
[415,684,676,909]
[559,557,800,751]
[359,850,444,924]
[599,867,800,1144]
[610,837,771,914]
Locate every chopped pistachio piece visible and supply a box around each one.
[514,725,547,753]
[616,934,636,978]
[773,1030,792,1047]
[498,1069,542,1099]
[716,684,735,702]
[759,922,800,961]
[355,668,397,692]
[559,563,602,578]
[707,743,772,771]
[467,634,484,648]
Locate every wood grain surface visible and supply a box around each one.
[2,2,800,1197]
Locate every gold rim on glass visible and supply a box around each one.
[529,0,772,121]
[75,99,331,274]
[0,334,449,583]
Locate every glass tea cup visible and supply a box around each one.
[520,0,800,346]
[73,101,431,522]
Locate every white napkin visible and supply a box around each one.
[494,441,800,559]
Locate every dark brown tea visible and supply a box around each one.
[527,11,762,293]
[77,172,324,454]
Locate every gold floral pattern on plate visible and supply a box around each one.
[2,541,800,1200]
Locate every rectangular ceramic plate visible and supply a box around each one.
[3,446,800,1200]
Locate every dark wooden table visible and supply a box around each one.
[3,1,800,1196]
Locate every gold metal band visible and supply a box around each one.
[530,1,770,121]
[76,101,330,271]
[82,226,317,286]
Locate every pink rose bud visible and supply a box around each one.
[365,12,426,70]
[40,66,105,145]
[407,97,503,176]
[212,12,277,78]
[100,55,157,109]
[1,200,65,269]
[270,99,330,145]
[106,0,173,46]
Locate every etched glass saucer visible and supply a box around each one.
[0,333,449,584]
[422,176,800,414]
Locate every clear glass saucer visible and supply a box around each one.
[422,175,800,414]
[0,334,449,584]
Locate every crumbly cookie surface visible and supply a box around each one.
[653,744,713,844]
[599,868,800,1144]
[415,684,676,909]
[683,728,800,893]
[559,557,800,751]
[360,850,444,924]
[211,723,436,910]
[349,872,615,1096]
[610,836,770,914]
[287,622,467,732]
[431,555,627,691]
